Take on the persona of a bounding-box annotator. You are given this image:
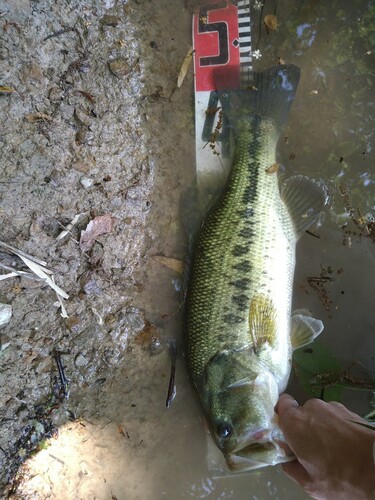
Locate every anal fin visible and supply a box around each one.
[291,313,324,351]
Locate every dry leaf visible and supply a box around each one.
[0,239,69,314]
[0,85,16,93]
[52,276,68,317]
[151,255,183,273]
[177,46,194,88]
[79,214,116,252]
[0,272,18,281]
[26,113,53,122]
[264,14,278,33]
[18,255,69,299]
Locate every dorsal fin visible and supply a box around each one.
[281,175,330,239]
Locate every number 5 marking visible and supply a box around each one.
[198,2,229,67]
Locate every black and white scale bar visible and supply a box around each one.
[237,1,252,84]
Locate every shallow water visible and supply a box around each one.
[141,1,375,497]
[11,0,375,498]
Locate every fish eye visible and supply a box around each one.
[216,422,233,439]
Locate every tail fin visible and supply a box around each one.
[215,64,300,133]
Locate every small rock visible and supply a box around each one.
[72,161,90,173]
[48,86,63,103]
[80,177,94,189]
[150,336,163,355]
[76,128,94,145]
[60,103,75,119]
[90,241,104,263]
[74,107,92,127]
[21,63,44,83]
[0,303,12,327]
[74,352,88,368]
[100,15,121,26]
[20,277,43,289]
[37,216,61,237]
[82,277,102,295]
[48,168,62,188]
[108,57,130,77]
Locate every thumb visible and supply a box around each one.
[282,460,312,490]
[276,393,300,418]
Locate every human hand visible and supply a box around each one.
[276,394,375,500]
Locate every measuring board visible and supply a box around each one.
[193,0,253,194]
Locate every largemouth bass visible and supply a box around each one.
[186,64,328,471]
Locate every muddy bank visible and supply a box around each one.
[0,0,192,493]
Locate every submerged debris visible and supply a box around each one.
[265,163,279,174]
[339,184,375,243]
[307,269,334,312]
[311,368,375,393]
[305,229,320,239]
[264,14,278,34]
[204,108,223,156]
[151,255,183,273]
[166,340,177,408]
[254,1,264,11]
[177,46,194,89]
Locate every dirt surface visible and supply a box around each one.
[0,0,193,495]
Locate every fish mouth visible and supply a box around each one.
[226,431,295,472]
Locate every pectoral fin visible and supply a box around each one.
[249,295,277,352]
[291,313,324,350]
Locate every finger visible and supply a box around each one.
[276,438,294,457]
[276,393,299,416]
[301,397,326,412]
[282,460,312,490]
[327,401,362,421]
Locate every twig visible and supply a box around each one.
[43,26,76,42]
[52,350,69,399]
[166,340,177,408]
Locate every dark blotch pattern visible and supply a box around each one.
[232,244,249,257]
[232,260,252,272]
[241,180,258,205]
[232,294,248,310]
[223,313,243,325]
[239,226,255,239]
[229,278,251,291]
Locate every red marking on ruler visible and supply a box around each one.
[193,2,240,92]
